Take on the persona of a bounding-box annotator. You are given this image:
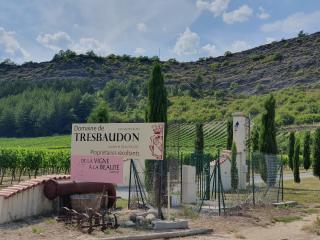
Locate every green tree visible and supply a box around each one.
[195,74,203,96]
[293,141,301,183]
[195,123,204,155]
[288,132,295,170]
[226,118,233,150]
[313,128,320,178]
[74,93,96,122]
[230,142,239,190]
[303,131,311,171]
[298,30,307,37]
[259,94,277,154]
[259,94,277,186]
[87,101,110,123]
[251,126,259,151]
[145,63,168,204]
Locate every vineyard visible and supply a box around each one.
[167,121,227,154]
[0,148,70,186]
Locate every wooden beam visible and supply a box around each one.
[100,228,213,240]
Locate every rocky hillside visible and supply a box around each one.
[1,32,320,95]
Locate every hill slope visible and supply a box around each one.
[0,32,320,96]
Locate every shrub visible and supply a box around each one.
[271,53,283,61]
[250,54,265,61]
[298,30,308,38]
[224,51,232,57]
[210,63,220,71]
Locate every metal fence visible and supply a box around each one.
[125,122,284,216]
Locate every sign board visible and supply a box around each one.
[71,155,123,183]
[71,123,165,183]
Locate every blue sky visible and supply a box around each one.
[0,0,320,63]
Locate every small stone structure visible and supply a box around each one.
[209,113,249,191]
[210,149,232,191]
[181,165,197,204]
[0,175,69,224]
[232,112,249,190]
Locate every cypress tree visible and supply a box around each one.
[288,132,295,170]
[251,126,259,152]
[259,94,277,186]
[303,131,311,171]
[313,128,320,178]
[195,123,204,154]
[259,94,277,154]
[226,118,233,150]
[251,126,259,172]
[145,63,168,198]
[194,122,204,173]
[293,141,301,183]
[230,142,239,190]
[194,123,209,199]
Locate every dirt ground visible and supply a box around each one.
[1,204,319,240]
[1,176,320,239]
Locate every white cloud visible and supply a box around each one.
[0,27,30,61]
[0,1,201,62]
[36,31,72,51]
[71,38,110,55]
[136,22,147,32]
[37,31,110,56]
[201,43,217,56]
[257,6,270,20]
[230,40,250,52]
[196,0,230,17]
[223,5,253,24]
[261,11,320,34]
[134,47,146,55]
[173,27,200,56]
[266,37,276,44]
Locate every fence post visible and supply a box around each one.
[281,157,284,202]
[251,153,255,205]
[128,159,133,209]
[180,152,183,204]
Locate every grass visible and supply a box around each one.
[302,217,320,235]
[302,208,319,214]
[45,218,56,225]
[273,215,302,223]
[32,227,44,234]
[284,177,320,205]
[0,135,71,150]
[116,198,128,209]
[179,205,199,219]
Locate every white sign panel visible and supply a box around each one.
[71,123,165,161]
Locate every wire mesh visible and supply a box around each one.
[126,122,283,215]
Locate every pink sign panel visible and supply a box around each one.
[71,155,123,183]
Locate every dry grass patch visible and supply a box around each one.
[273,215,302,223]
[302,216,320,235]
[284,177,320,205]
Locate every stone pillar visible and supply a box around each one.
[181,165,197,204]
[232,112,249,190]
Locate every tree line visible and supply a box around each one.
[288,129,320,182]
[0,88,95,137]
